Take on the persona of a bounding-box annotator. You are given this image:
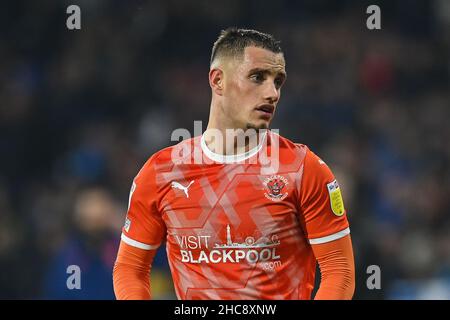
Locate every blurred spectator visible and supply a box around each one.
[42,187,122,299]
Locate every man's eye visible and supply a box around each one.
[275,78,284,88]
[250,73,264,82]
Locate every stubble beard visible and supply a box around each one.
[246,122,269,130]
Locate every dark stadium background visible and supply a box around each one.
[0,0,449,299]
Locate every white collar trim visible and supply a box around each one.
[200,130,267,164]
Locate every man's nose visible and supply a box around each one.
[263,82,280,104]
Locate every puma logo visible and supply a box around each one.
[171,180,195,198]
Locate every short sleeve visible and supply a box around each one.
[121,156,166,250]
[298,148,350,245]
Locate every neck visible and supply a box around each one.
[205,105,266,156]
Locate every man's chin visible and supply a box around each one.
[245,120,270,130]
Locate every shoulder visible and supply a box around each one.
[267,131,311,167]
[135,137,198,179]
[293,145,336,190]
[269,131,332,175]
[268,131,309,155]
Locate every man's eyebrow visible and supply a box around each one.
[248,67,286,77]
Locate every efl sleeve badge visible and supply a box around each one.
[327,179,345,216]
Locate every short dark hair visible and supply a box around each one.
[210,27,283,65]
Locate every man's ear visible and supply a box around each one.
[209,68,224,96]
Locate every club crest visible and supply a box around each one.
[263,175,289,202]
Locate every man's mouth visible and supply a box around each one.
[255,104,275,116]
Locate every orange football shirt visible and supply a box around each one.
[121,130,350,299]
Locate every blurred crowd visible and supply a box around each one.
[0,0,449,299]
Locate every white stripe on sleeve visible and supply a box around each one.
[121,233,160,250]
[308,227,350,245]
